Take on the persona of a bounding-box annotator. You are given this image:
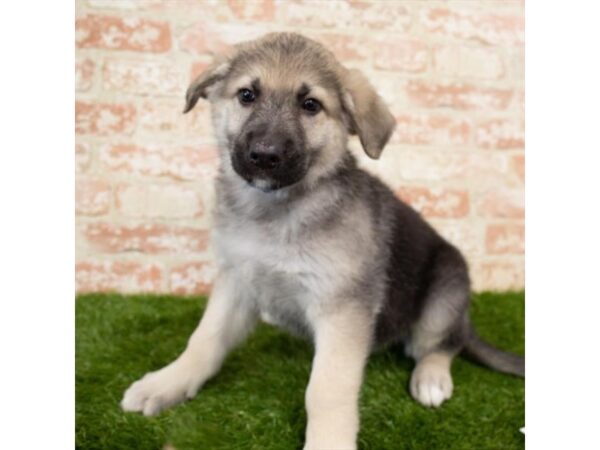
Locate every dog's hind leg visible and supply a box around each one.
[121,271,257,416]
[405,246,471,408]
[407,297,466,408]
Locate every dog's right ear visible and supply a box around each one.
[183,58,231,113]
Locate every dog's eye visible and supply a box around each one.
[238,88,256,105]
[302,98,322,115]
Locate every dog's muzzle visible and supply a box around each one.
[232,129,308,191]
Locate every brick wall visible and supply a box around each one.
[75,0,525,294]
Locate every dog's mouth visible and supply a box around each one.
[248,178,280,192]
[244,173,305,193]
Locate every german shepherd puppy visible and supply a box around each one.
[121,33,524,449]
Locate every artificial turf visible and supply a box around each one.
[76,292,524,450]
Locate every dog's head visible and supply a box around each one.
[184,33,395,191]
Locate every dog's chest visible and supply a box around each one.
[214,221,342,337]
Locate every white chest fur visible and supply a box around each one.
[212,215,363,337]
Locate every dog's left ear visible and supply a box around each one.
[340,69,396,159]
[183,57,231,113]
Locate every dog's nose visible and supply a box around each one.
[248,150,281,170]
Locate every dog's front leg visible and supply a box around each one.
[304,306,372,450]
[121,271,256,416]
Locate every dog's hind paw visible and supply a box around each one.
[409,354,454,408]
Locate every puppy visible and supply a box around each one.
[121,33,524,449]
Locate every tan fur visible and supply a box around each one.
[340,69,396,159]
[184,56,231,113]
[304,306,373,450]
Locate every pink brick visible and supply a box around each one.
[76,179,110,216]
[102,58,186,96]
[392,113,471,146]
[85,0,220,16]
[510,46,525,81]
[274,0,359,29]
[515,88,525,114]
[75,58,94,91]
[190,61,210,81]
[100,144,218,181]
[476,118,525,149]
[170,261,216,295]
[477,188,525,219]
[471,258,524,291]
[76,142,91,173]
[420,7,524,46]
[486,224,524,254]
[433,45,505,80]
[76,14,171,52]
[312,33,370,62]
[178,24,243,55]
[374,39,429,72]
[137,100,182,133]
[115,184,203,219]
[512,154,525,183]
[397,151,511,185]
[432,221,484,258]
[227,0,275,21]
[76,260,163,293]
[75,101,136,135]
[87,0,164,9]
[407,80,513,110]
[275,0,411,31]
[397,187,469,218]
[346,1,412,30]
[82,223,209,254]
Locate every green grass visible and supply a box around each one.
[76,292,524,450]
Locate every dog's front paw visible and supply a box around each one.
[121,358,203,416]
[410,360,453,408]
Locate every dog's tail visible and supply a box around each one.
[462,328,524,377]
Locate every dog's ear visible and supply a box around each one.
[183,57,231,113]
[340,69,396,159]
